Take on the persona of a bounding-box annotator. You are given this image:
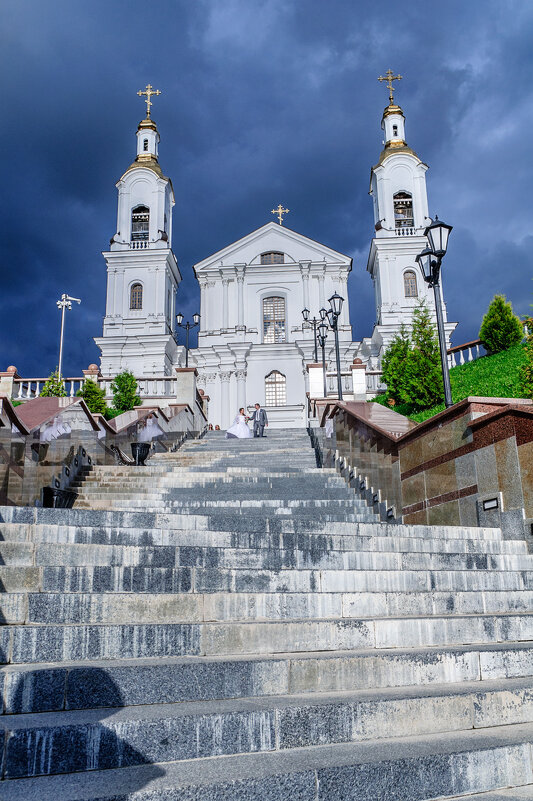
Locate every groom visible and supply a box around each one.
[251,403,268,438]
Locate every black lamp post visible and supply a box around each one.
[415,215,454,408]
[301,308,323,363]
[326,292,344,401]
[317,321,328,398]
[176,312,200,367]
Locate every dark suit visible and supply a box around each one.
[251,407,268,437]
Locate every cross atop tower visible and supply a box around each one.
[137,84,162,117]
[271,204,289,225]
[378,69,402,105]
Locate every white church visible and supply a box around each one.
[95,79,456,429]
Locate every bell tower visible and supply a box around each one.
[366,72,455,356]
[95,86,182,377]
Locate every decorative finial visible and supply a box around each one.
[271,204,289,225]
[137,83,162,117]
[378,69,402,105]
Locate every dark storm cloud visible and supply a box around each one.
[2,0,533,375]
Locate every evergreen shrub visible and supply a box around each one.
[519,318,533,400]
[76,379,107,415]
[479,294,523,354]
[40,371,67,397]
[110,370,142,413]
[379,302,444,411]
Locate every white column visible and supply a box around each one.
[300,261,310,310]
[318,270,325,308]
[222,279,230,330]
[236,369,247,409]
[220,371,232,427]
[199,278,208,330]
[235,267,245,329]
[339,274,349,326]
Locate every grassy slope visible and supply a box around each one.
[379,343,529,423]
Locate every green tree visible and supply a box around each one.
[381,325,412,405]
[76,379,107,415]
[40,370,67,397]
[404,302,444,411]
[110,370,141,413]
[479,294,523,354]
[519,318,533,400]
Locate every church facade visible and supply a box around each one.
[95,83,456,428]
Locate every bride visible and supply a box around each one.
[226,407,252,439]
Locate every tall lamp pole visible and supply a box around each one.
[176,312,200,367]
[326,292,344,401]
[56,294,81,378]
[301,308,326,363]
[317,321,329,398]
[415,215,454,408]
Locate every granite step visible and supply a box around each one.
[2,564,533,594]
[0,508,506,540]
[4,678,533,780]
[0,523,524,555]
[2,588,533,625]
[4,641,533,715]
[0,541,531,572]
[2,722,533,799]
[3,613,533,663]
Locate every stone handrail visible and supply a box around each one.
[321,397,533,537]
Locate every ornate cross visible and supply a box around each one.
[378,69,402,104]
[137,84,162,117]
[271,204,289,225]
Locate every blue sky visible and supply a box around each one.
[2,0,532,376]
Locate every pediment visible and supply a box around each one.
[194,222,351,273]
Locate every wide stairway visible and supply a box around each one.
[1,430,533,799]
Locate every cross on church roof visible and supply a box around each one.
[271,204,289,225]
[137,84,162,117]
[378,69,402,105]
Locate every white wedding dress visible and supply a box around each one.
[226,414,252,439]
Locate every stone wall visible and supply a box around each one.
[324,397,533,539]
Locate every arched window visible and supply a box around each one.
[265,371,286,406]
[263,296,286,343]
[393,192,413,229]
[143,138,149,151]
[130,283,143,310]
[131,205,149,242]
[404,270,418,298]
[260,251,284,265]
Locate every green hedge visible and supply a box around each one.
[373,343,528,423]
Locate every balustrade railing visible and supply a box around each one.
[394,226,417,236]
[13,375,179,402]
[130,240,149,249]
[326,373,353,394]
[13,378,85,400]
[447,339,485,368]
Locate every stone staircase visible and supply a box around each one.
[0,430,533,799]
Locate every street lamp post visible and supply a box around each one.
[415,215,454,408]
[326,292,344,401]
[301,308,324,363]
[56,293,81,378]
[176,313,200,368]
[317,321,328,398]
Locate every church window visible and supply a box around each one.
[404,270,418,298]
[260,252,284,265]
[263,296,286,343]
[265,371,286,406]
[131,205,149,242]
[143,138,149,151]
[392,124,398,136]
[130,283,143,310]
[393,192,414,229]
